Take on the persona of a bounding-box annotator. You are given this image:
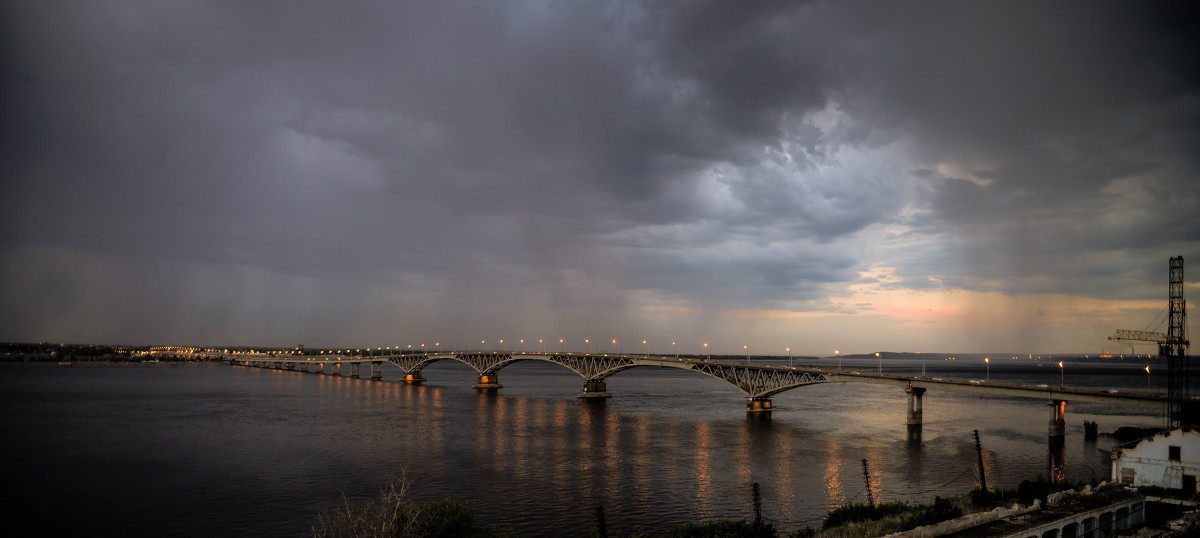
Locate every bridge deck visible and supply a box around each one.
[236,352,1169,408]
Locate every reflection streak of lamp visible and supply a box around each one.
[823,438,844,508]
[694,421,714,516]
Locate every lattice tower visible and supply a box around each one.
[1166,256,1189,427]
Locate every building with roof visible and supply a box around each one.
[1111,427,1200,493]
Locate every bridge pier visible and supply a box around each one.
[370,362,382,380]
[403,373,425,384]
[472,374,502,390]
[316,363,325,374]
[907,423,923,444]
[906,386,926,425]
[286,362,295,371]
[746,397,772,413]
[300,363,309,373]
[350,363,360,378]
[1048,399,1066,438]
[577,381,612,399]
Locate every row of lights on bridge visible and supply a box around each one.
[237,340,801,362]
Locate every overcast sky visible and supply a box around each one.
[2,1,1198,354]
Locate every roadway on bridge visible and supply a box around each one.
[234,351,1168,408]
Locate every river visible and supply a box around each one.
[0,357,1170,536]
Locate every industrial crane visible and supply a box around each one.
[1108,256,1190,427]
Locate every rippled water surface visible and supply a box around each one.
[0,358,1171,536]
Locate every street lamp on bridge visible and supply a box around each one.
[787,347,791,367]
[643,340,648,357]
[876,352,881,373]
[744,345,749,364]
[704,342,709,360]
[985,357,990,382]
[613,339,618,354]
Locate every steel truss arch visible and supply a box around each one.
[685,362,830,398]
[309,352,831,400]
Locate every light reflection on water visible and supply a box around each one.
[823,438,844,508]
[0,359,1170,537]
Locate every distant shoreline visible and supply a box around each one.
[0,359,223,366]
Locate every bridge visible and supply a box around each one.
[236,352,828,412]
[234,351,1171,437]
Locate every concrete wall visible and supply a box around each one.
[1010,499,1143,538]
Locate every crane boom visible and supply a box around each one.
[1108,329,1172,344]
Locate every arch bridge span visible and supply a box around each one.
[238,352,830,412]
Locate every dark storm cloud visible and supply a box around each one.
[2,0,1197,347]
[831,2,1200,297]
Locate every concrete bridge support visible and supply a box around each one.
[370,362,382,380]
[316,363,325,374]
[1048,399,1066,438]
[746,397,772,413]
[286,362,295,371]
[403,373,425,384]
[906,386,927,425]
[472,374,502,390]
[300,363,309,373]
[350,363,360,378]
[577,381,612,399]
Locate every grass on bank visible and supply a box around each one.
[311,478,515,538]
[313,475,1098,538]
